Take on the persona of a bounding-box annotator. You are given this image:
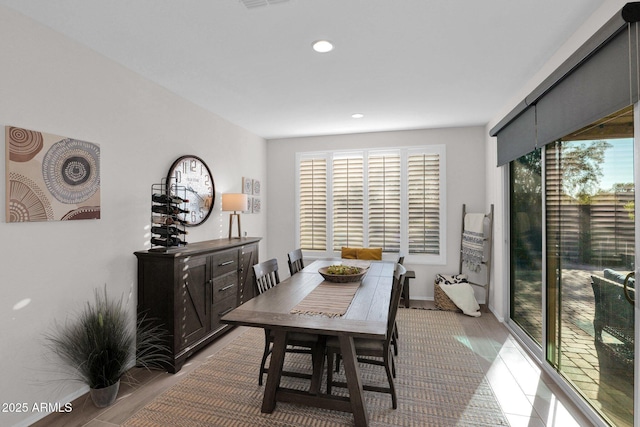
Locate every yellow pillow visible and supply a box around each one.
[357,247,382,260]
[341,247,358,259]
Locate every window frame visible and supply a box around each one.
[295,145,446,265]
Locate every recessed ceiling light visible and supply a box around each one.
[312,40,334,53]
[352,113,364,119]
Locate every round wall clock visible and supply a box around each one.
[166,155,215,226]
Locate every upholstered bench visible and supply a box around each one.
[341,247,382,260]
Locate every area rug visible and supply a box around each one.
[123,309,509,426]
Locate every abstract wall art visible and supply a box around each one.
[5,126,101,223]
[242,176,253,195]
[241,177,260,214]
[252,179,261,196]
[252,196,261,213]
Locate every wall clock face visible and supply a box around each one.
[166,155,215,226]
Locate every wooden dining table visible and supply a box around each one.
[221,259,395,427]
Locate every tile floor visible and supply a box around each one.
[512,267,634,427]
[30,301,598,427]
[453,305,597,427]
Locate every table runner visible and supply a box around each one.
[290,280,361,317]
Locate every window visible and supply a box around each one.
[407,152,441,255]
[509,150,543,345]
[368,152,401,252]
[298,157,327,251]
[507,106,635,427]
[296,146,445,263]
[333,153,364,249]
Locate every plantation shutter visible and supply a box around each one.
[333,154,364,250]
[299,158,327,250]
[296,146,445,261]
[368,151,401,251]
[407,152,440,254]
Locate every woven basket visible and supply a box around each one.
[434,283,462,312]
[318,266,366,283]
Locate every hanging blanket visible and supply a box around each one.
[462,213,485,272]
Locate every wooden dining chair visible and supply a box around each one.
[253,258,320,385]
[287,248,305,276]
[391,256,405,356]
[254,258,280,294]
[325,263,406,409]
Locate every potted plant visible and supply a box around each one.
[45,287,170,407]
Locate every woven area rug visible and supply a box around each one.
[124,309,509,426]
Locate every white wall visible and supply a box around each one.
[0,7,266,426]
[267,126,486,302]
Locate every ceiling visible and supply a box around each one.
[0,0,606,139]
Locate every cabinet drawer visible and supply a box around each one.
[211,250,238,276]
[211,296,236,332]
[213,272,238,303]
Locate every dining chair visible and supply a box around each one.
[254,258,281,294]
[325,263,406,409]
[391,256,405,356]
[287,248,305,276]
[253,258,320,385]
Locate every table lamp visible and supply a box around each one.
[222,193,248,239]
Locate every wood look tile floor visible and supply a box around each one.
[31,301,597,427]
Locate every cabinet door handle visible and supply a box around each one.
[219,307,234,317]
[219,260,234,266]
[219,284,235,292]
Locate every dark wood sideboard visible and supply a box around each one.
[134,237,261,373]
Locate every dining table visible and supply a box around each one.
[221,258,395,427]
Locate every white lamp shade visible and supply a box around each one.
[222,193,248,212]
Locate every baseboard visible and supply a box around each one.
[10,386,88,427]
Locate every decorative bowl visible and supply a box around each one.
[318,266,367,283]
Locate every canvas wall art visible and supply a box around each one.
[252,197,261,213]
[5,126,101,222]
[241,177,260,213]
[242,176,253,194]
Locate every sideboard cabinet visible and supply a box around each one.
[134,237,260,373]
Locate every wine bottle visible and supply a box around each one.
[152,226,188,236]
[151,215,188,225]
[152,214,170,225]
[172,217,188,225]
[151,236,188,247]
[152,193,188,204]
[151,205,189,215]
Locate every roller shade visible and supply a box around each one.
[536,28,636,145]
[492,4,639,166]
[496,105,537,166]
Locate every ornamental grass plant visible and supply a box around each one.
[45,287,170,392]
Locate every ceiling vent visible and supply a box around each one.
[239,0,290,9]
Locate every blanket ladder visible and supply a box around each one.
[459,204,494,312]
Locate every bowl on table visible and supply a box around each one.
[318,265,367,283]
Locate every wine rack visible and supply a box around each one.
[150,180,188,250]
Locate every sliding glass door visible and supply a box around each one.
[510,106,635,426]
[510,151,543,345]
